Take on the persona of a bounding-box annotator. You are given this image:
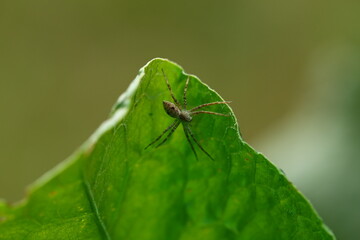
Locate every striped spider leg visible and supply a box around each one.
[145,69,231,160]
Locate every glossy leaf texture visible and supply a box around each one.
[0,58,335,240]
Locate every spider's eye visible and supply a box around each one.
[171,107,175,110]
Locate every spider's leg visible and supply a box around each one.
[184,124,214,161]
[162,69,181,107]
[189,101,231,112]
[156,120,181,148]
[183,124,198,160]
[191,111,230,117]
[145,120,178,149]
[183,76,190,109]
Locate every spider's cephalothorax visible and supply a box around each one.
[145,69,231,160]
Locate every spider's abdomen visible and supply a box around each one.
[163,101,181,119]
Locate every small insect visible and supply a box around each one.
[145,69,231,160]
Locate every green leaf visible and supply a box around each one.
[0,58,335,240]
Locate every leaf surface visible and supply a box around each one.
[0,58,335,240]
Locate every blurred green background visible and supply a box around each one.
[0,1,359,239]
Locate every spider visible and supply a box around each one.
[145,69,231,160]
